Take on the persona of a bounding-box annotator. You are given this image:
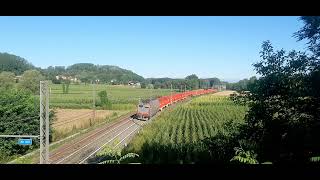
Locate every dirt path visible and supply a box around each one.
[211,90,236,96]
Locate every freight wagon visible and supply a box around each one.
[136,88,217,120]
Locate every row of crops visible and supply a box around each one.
[124,94,248,163]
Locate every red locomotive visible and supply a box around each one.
[136,88,217,120]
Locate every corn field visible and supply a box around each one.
[125,94,248,163]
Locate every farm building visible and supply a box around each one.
[55,75,81,83]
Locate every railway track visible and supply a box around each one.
[47,113,146,164]
[45,97,193,164]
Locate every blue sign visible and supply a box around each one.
[18,139,32,145]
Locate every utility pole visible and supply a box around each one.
[91,81,96,126]
[170,84,173,104]
[40,81,49,164]
[150,82,152,101]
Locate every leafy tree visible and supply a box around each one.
[154,81,162,89]
[185,74,200,90]
[140,82,146,89]
[0,71,15,90]
[0,89,55,163]
[208,77,221,87]
[294,16,320,57]
[294,16,320,100]
[238,40,319,163]
[293,16,320,162]
[226,76,257,92]
[18,70,44,94]
[0,52,34,75]
[185,74,199,80]
[0,90,39,162]
[98,90,112,109]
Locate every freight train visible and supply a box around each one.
[136,89,217,120]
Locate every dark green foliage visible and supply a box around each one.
[294,16,320,57]
[0,89,55,162]
[230,147,258,164]
[239,40,320,163]
[140,82,146,89]
[206,16,320,164]
[229,91,251,106]
[226,76,257,91]
[0,52,34,75]
[202,132,238,163]
[146,76,222,90]
[0,90,39,161]
[98,90,112,109]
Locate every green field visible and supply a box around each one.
[47,84,172,110]
[124,94,248,163]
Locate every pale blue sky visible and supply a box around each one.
[0,16,308,82]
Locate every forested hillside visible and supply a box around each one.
[43,63,145,84]
[0,53,35,75]
[0,53,226,88]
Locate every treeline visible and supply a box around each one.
[0,53,226,90]
[0,55,145,85]
[43,63,145,85]
[0,53,35,75]
[144,75,224,90]
[226,76,257,91]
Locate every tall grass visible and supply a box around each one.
[52,110,129,141]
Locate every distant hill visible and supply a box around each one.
[0,52,145,84]
[0,52,35,75]
[44,63,145,84]
[0,52,224,87]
